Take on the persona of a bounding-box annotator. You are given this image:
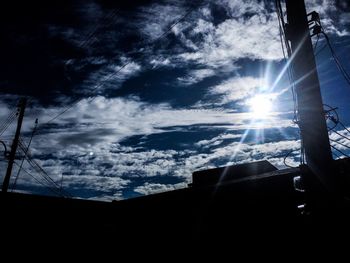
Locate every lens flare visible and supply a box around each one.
[247,94,273,119]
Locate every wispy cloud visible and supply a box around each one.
[82,57,142,93]
[211,76,262,103]
[177,68,215,85]
[134,182,187,195]
[195,133,242,148]
[136,1,187,42]
[178,4,282,68]
[12,131,303,200]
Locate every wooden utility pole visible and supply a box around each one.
[285,0,335,191]
[2,98,27,193]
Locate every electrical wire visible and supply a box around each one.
[314,42,328,57]
[0,140,7,156]
[324,104,339,131]
[12,161,64,197]
[323,104,350,158]
[338,121,350,135]
[330,144,349,158]
[332,130,350,142]
[332,149,341,159]
[0,109,17,136]
[313,33,320,51]
[11,119,38,191]
[78,9,120,50]
[322,32,350,87]
[283,149,298,168]
[17,141,71,197]
[329,138,350,150]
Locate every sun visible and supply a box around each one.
[247,94,273,119]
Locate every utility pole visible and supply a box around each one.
[285,0,335,191]
[2,98,27,193]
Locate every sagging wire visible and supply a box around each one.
[17,140,72,197]
[308,10,350,87]
[307,12,350,160]
[324,104,350,158]
[12,161,64,197]
[11,119,38,191]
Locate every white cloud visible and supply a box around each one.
[83,57,141,93]
[134,182,187,195]
[32,96,292,148]
[6,95,294,156]
[150,57,171,68]
[137,2,186,41]
[218,0,267,17]
[211,76,262,103]
[172,138,302,180]
[177,68,215,85]
[6,124,303,200]
[329,128,350,155]
[191,19,215,45]
[199,6,212,20]
[340,13,350,25]
[195,133,241,148]
[179,6,282,68]
[169,0,350,70]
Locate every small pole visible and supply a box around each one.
[2,98,27,193]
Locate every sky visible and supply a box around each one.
[0,0,350,200]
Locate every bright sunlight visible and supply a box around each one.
[247,94,273,119]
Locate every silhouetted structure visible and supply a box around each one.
[2,158,350,248]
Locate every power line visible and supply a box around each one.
[78,9,120,51]
[329,138,350,150]
[324,104,339,131]
[0,109,17,136]
[330,144,349,158]
[322,32,350,87]
[12,161,64,197]
[17,141,71,197]
[338,121,350,135]
[313,33,320,51]
[331,130,350,142]
[332,149,341,159]
[283,149,298,168]
[11,119,38,191]
[0,140,7,156]
[314,42,328,57]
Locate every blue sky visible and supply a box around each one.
[0,0,350,200]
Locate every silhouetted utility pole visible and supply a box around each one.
[285,0,335,191]
[2,98,27,193]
